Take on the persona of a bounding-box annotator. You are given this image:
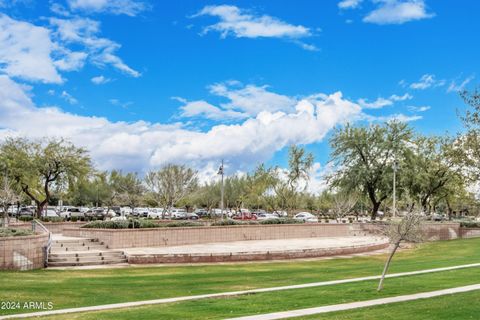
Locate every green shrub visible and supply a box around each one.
[0,228,34,237]
[82,219,206,229]
[211,219,246,226]
[164,221,203,228]
[18,215,34,222]
[460,221,480,228]
[40,217,63,223]
[259,218,302,225]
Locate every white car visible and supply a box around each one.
[256,213,279,221]
[294,212,319,223]
[170,208,187,219]
[42,207,59,218]
[133,207,149,217]
[147,208,166,219]
[121,207,133,216]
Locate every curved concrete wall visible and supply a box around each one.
[64,224,362,249]
[0,233,49,270]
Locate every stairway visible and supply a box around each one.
[48,238,127,267]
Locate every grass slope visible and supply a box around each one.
[0,237,479,316]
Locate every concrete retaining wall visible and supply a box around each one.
[0,233,49,270]
[64,224,359,249]
[127,242,389,264]
[460,228,480,239]
[10,222,86,234]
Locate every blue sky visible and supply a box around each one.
[0,0,478,191]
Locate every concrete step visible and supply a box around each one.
[50,245,108,252]
[49,251,124,259]
[49,255,126,263]
[47,258,128,267]
[53,238,98,244]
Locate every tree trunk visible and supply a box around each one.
[377,241,400,291]
[371,201,381,221]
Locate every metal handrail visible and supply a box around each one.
[32,219,52,267]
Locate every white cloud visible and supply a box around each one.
[409,74,445,90]
[175,98,248,121]
[364,0,434,25]
[192,5,316,50]
[357,93,412,109]
[91,75,111,84]
[408,105,430,112]
[390,93,413,101]
[0,13,139,84]
[447,75,475,93]
[0,75,363,174]
[0,14,63,83]
[49,17,141,77]
[338,0,364,9]
[67,0,148,16]
[363,112,422,122]
[209,82,297,116]
[60,90,78,105]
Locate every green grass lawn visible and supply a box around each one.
[38,267,480,319]
[297,291,480,320]
[0,237,479,317]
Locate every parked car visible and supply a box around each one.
[133,207,149,217]
[233,209,257,220]
[194,208,209,217]
[256,213,278,221]
[60,207,84,219]
[185,212,199,220]
[121,207,133,216]
[42,207,59,218]
[18,207,35,216]
[170,208,187,219]
[147,208,166,219]
[432,213,445,222]
[294,212,318,223]
[85,208,106,219]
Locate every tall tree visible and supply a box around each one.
[272,145,314,214]
[329,121,412,219]
[0,138,91,217]
[145,164,198,218]
[459,88,480,180]
[402,136,465,213]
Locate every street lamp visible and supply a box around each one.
[217,160,225,220]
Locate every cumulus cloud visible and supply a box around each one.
[175,98,248,121]
[363,0,434,25]
[175,82,298,121]
[409,73,445,90]
[67,0,148,16]
[0,75,363,175]
[192,5,317,50]
[0,14,63,83]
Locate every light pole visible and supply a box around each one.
[393,158,398,218]
[217,160,225,220]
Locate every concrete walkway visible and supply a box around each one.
[227,284,480,320]
[2,262,480,319]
